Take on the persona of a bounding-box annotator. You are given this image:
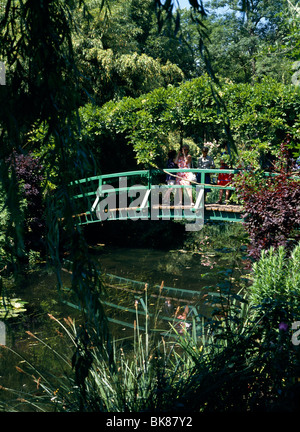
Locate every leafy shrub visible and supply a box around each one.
[249,244,300,316]
[233,165,300,261]
[8,152,45,253]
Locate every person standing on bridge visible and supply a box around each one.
[174,145,194,206]
[197,146,215,201]
[217,158,232,204]
[164,149,178,204]
[166,149,178,185]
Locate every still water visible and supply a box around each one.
[2,242,246,343]
[0,241,247,408]
[1,245,223,343]
[97,246,219,290]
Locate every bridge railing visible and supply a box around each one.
[70,170,152,216]
[69,168,241,218]
[70,168,239,199]
[160,168,240,191]
[69,168,299,224]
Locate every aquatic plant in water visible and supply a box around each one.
[0,297,27,319]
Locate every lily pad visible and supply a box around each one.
[0,297,27,319]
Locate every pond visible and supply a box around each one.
[0,223,250,410]
[98,246,217,289]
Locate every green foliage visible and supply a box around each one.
[1,0,300,413]
[249,244,300,316]
[71,0,191,105]
[77,75,300,170]
[197,0,296,84]
[276,0,300,63]
[75,45,184,105]
[0,297,27,319]
[0,2,111,405]
[0,163,27,270]
[225,77,300,156]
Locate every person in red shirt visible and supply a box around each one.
[217,159,232,204]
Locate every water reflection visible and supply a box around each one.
[1,244,247,349]
[96,246,219,291]
[0,241,248,407]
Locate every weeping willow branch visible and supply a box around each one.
[0,0,112,406]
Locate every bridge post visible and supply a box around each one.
[147,169,152,190]
[119,177,128,219]
[91,176,103,212]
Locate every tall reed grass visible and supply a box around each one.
[0,285,258,412]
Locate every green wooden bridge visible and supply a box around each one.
[70,168,244,228]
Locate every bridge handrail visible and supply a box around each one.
[71,167,298,186]
[67,168,299,225]
[161,168,240,174]
[70,168,297,201]
[70,170,150,186]
[70,168,244,199]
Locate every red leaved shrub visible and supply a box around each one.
[234,170,300,261]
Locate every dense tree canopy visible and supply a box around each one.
[1,0,298,180]
[72,0,189,105]
[73,75,299,173]
[179,0,299,84]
